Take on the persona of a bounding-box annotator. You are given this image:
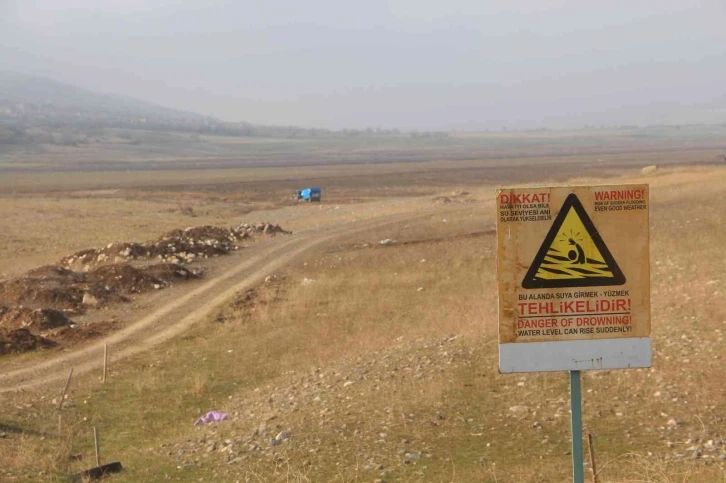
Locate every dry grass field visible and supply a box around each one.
[0,135,725,482]
[1,142,722,277]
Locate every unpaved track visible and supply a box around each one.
[0,208,453,393]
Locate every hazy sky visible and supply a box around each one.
[2,0,725,130]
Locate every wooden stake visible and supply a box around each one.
[587,432,600,483]
[102,344,108,383]
[58,414,62,440]
[93,426,101,467]
[58,368,74,410]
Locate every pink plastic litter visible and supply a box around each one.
[194,411,228,426]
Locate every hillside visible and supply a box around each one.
[0,72,391,148]
[0,71,216,136]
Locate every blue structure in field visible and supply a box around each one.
[295,187,322,202]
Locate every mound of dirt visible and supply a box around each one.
[87,264,165,294]
[59,243,151,271]
[431,190,474,204]
[59,222,291,270]
[0,260,203,316]
[235,222,291,237]
[141,263,201,282]
[0,277,86,312]
[148,225,242,264]
[85,263,201,294]
[25,265,85,282]
[81,284,129,308]
[0,266,129,313]
[0,221,289,356]
[0,306,73,331]
[0,328,56,355]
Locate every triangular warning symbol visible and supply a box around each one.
[522,194,626,289]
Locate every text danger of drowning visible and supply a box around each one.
[517,314,632,330]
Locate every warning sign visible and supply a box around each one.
[521,194,625,288]
[496,185,651,373]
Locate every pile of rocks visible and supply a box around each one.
[661,435,726,462]
[0,306,72,331]
[59,222,291,271]
[0,262,202,355]
[0,275,88,313]
[0,263,200,314]
[0,306,72,355]
[0,327,55,355]
[87,263,199,295]
[0,221,289,356]
[235,222,291,237]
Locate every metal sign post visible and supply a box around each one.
[496,184,652,482]
[570,370,584,483]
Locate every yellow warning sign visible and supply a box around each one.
[522,194,625,288]
[496,184,652,372]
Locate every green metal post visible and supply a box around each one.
[570,370,585,483]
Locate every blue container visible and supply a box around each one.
[301,188,322,202]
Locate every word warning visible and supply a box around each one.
[496,184,651,373]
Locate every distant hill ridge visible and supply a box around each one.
[0,71,215,129]
[0,71,369,143]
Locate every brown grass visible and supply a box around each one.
[0,166,724,482]
[0,142,721,277]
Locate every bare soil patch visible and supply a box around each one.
[0,221,290,356]
[0,328,56,355]
[0,275,88,313]
[0,306,72,331]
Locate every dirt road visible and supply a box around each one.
[0,208,453,393]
